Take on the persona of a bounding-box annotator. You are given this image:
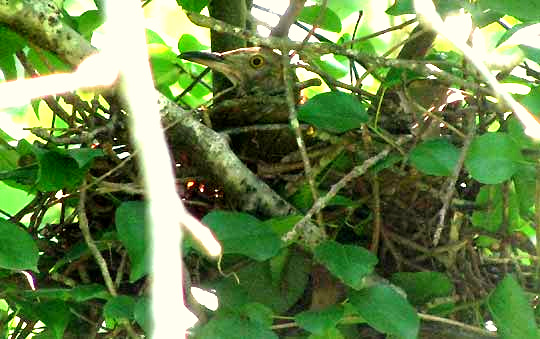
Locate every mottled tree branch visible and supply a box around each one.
[0,0,95,66]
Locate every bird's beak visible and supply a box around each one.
[179,51,224,64]
[179,51,242,86]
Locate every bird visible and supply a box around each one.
[180,47,291,99]
[180,47,306,164]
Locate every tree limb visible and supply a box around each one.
[0,0,95,65]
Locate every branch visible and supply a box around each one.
[0,1,95,66]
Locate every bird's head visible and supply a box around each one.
[180,47,288,96]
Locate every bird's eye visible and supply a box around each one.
[249,55,265,68]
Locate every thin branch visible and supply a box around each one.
[342,18,417,47]
[221,123,307,135]
[298,63,377,100]
[289,135,412,241]
[78,181,116,295]
[418,313,498,337]
[281,47,322,225]
[433,111,475,246]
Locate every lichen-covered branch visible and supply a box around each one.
[0,0,95,66]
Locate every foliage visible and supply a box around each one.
[1,0,540,338]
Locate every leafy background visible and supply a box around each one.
[1,0,540,338]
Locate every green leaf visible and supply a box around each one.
[75,10,104,39]
[385,0,414,15]
[50,238,116,273]
[33,148,87,191]
[177,71,211,99]
[370,154,402,174]
[177,0,209,13]
[0,25,26,79]
[67,148,104,168]
[149,43,183,88]
[312,56,349,79]
[104,295,136,320]
[472,185,503,232]
[33,300,71,339]
[202,211,281,261]
[0,127,15,143]
[290,184,358,211]
[298,6,342,33]
[146,29,167,45]
[520,86,540,117]
[32,146,97,192]
[0,143,19,171]
[391,272,453,306]
[507,115,538,150]
[212,249,310,313]
[465,133,523,184]
[474,235,499,248]
[471,184,522,233]
[314,241,378,289]
[0,25,26,56]
[487,275,538,339]
[26,48,71,75]
[0,147,36,190]
[71,284,109,302]
[468,4,503,27]
[134,297,152,334]
[308,327,344,339]
[520,45,540,65]
[409,138,460,176]
[0,181,35,213]
[115,201,150,282]
[479,0,540,21]
[262,215,302,240]
[298,91,369,134]
[513,163,536,215]
[0,54,17,81]
[317,0,364,19]
[21,288,71,300]
[240,303,273,327]
[178,34,209,53]
[349,285,419,339]
[295,305,344,335]
[197,313,277,339]
[269,248,289,289]
[387,0,463,17]
[0,219,39,271]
